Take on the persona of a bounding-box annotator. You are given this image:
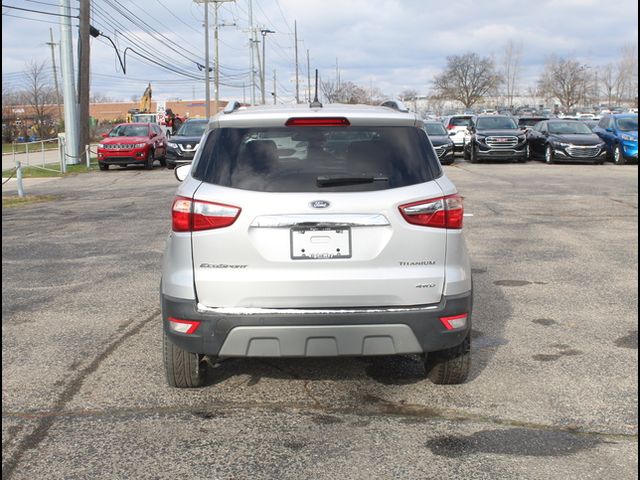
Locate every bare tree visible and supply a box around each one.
[501,40,523,108]
[90,92,115,103]
[2,83,22,142]
[400,89,419,112]
[618,44,638,104]
[432,53,503,108]
[600,63,620,107]
[22,61,56,138]
[426,95,447,117]
[537,56,591,111]
[321,79,370,104]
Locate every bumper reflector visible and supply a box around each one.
[440,314,468,330]
[168,317,201,334]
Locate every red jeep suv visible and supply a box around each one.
[98,123,167,170]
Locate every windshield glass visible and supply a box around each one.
[424,123,447,136]
[177,121,207,137]
[476,117,518,130]
[616,116,638,132]
[109,124,149,137]
[548,121,592,135]
[449,117,472,127]
[192,126,437,193]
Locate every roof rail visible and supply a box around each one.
[223,100,242,114]
[380,100,410,113]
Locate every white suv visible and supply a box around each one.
[442,115,473,151]
[161,101,473,387]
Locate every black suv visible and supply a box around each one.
[165,118,208,169]
[464,115,528,163]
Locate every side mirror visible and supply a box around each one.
[101,133,108,138]
[606,128,614,133]
[150,132,158,138]
[175,164,191,182]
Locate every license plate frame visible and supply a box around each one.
[290,226,352,260]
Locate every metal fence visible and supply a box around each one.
[2,137,98,174]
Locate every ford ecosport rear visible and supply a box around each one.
[161,101,473,387]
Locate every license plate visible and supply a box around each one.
[291,227,351,260]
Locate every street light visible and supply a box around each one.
[260,29,275,105]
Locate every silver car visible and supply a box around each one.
[161,101,473,387]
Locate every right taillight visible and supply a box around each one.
[172,196,241,232]
[399,194,463,229]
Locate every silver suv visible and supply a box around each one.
[161,101,473,387]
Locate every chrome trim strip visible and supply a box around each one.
[197,303,440,315]
[250,214,390,228]
[403,201,443,215]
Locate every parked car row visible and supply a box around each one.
[97,118,208,171]
[426,113,637,166]
[96,112,637,172]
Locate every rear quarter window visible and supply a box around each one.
[192,126,441,192]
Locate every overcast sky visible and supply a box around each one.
[2,0,638,103]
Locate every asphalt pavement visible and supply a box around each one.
[2,159,638,479]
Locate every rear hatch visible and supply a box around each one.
[188,116,451,309]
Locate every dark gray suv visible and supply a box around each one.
[464,115,528,163]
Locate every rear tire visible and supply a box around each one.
[614,144,626,165]
[163,331,207,388]
[425,334,471,385]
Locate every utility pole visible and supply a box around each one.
[294,20,299,103]
[212,0,234,114]
[78,0,90,154]
[203,0,211,118]
[307,49,311,103]
[248,0,255,105]
[273,70,277,105]
[59,0,79,164]
[46,28,63,124]
[260,29,275,105]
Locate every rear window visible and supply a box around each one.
[192,126,439,192]
[424,123,447,136]
[449,117,472,127]
[177,121,207,137]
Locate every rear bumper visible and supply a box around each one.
[162,291,473,357]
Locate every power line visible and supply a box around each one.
[98,0,203,65]
[24,0,78,10]
[1,4,79,18]
[91,3,201,74]
[1,11,76,25]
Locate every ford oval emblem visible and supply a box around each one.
[310,200,331,209]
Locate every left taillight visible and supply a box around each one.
[399,194,463,229]
[172,196,241,232]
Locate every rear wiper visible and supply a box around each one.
[316,175,389,187]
